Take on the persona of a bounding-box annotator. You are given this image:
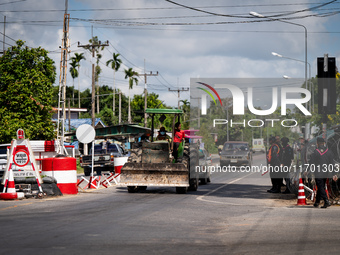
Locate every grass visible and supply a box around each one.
[76,158,84,174]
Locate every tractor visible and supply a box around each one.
[119,108,199,194]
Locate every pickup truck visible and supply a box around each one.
[80,143,128,176]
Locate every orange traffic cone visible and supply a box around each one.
[0,169,24,200]
[297,178,307,206]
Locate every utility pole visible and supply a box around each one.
[168,87,189,109]
[139,64,158,127]
[2,16,5,55]
[78,37,109,128]
[119,91,122,124]
[56,0,70,154]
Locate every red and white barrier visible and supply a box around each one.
[77,156,129,190]
[42,157,78,194]
[114,156,129,183]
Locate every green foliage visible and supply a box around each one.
[97,105,114,126]
[0,40,56,142]
[179,99,190,130]
[130,92,170,128]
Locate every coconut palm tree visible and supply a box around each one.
[73,53,86,108]
[69,59,79,106]
[106,53,122,118]
[124,68,139,123]
[180,99,190,122]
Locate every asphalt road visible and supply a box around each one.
[1,153,340,255]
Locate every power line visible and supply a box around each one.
[70,10,340,26]
[0,0,27,6]
[1,2,339,13]
[168,87,190,108]
[0,39,14,47]
[164,0,337,19]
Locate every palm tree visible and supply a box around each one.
[124,68,139,123]
[73,53,86,108]
[180,99,190,122]
[106,53,122,118]
[69,59,79,106]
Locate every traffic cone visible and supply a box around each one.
[0,169,24,200]
[297,178,307,206]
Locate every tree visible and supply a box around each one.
[0,40,56,142]
[124,68,139,123]
[131,93,167,127]
[69,58,78,106]
[179,99,190,129]
[106,53,122,117]
[72,53,86,108]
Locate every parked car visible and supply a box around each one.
[80,142,128,176]
[198,148,212,184]
[220,141,252,167]
[0,143,10,178]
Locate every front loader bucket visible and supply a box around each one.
[119,162,189,187]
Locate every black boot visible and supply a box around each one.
[321,199,331,208]
[269,185,281,193]
[267,186,275,192]
[313,201,320,208]
[282,189,291,194]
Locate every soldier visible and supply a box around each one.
[275,135,284,188]
[309,137,334,208]
[281,137,294,194]
[267,136,281,193]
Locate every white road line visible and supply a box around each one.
[196,172,256,205]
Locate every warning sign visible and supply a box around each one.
[14,150,29,167]
[1,129,43,194]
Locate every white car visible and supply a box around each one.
[0,143,10,177]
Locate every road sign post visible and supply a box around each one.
[76,124,98,189]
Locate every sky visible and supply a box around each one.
[1,0,340,108]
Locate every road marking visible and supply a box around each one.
[0,202,35,211]
[196,172,256,205]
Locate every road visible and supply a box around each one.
[1,153,340,255]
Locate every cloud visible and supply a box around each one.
[2,0,339,107]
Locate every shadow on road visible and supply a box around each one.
[115,183,297,202]
[195,183,297,200]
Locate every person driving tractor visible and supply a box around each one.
[156,127,170,142]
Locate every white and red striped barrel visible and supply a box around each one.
[41,157,78,194]
[30,140,57,171]
[114,156,129,182]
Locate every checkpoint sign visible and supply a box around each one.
[13,150,29,167]
[76,124,95,144]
